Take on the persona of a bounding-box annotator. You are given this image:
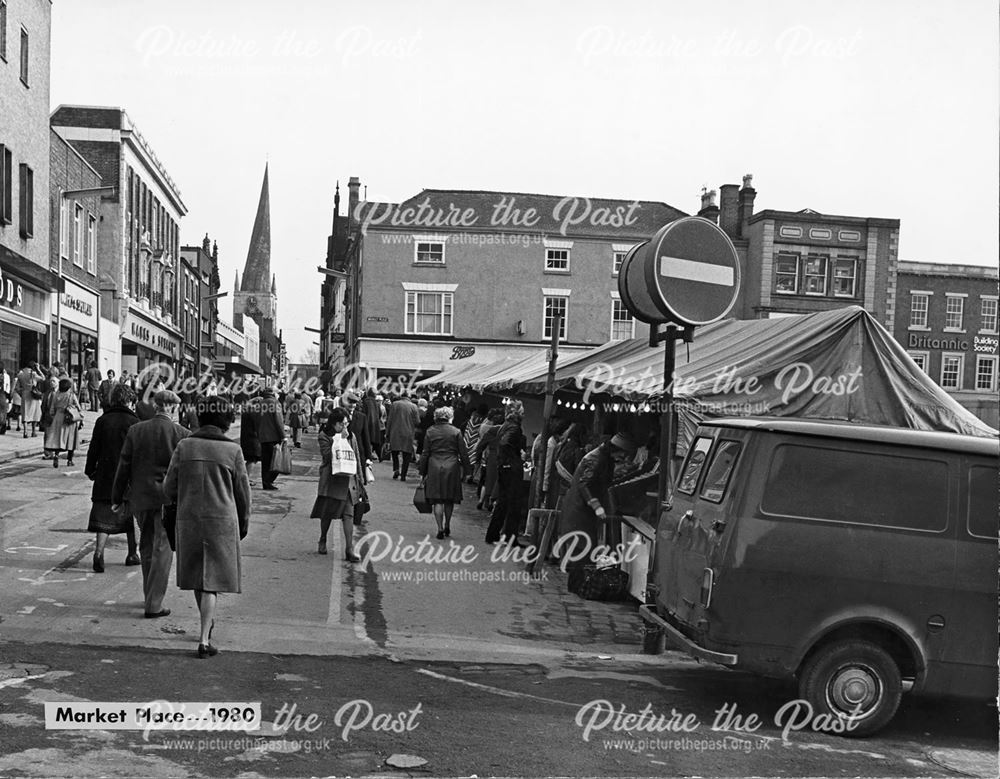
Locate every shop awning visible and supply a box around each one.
[417,352,551,391]
[509,306,997,440]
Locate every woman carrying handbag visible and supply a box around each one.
[311,407,364,562]
[44,378,83,467]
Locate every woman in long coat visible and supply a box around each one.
[43,378,83,467]
[386,395,421,479]
[463,404,488,485]
[85,384,140,572]
[311,406,364,561]
[164,397,251,658]
[239,394,261,485]
[419,406,472,539]
[475,408,505,510]
[15,362,44,437]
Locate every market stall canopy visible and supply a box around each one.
[416,352,550,391]
[512,306,996,441]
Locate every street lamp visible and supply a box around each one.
[55,186,116,365]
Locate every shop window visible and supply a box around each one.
[404,291,453,336]
[832,257,858,297]
[944,295,965,331]
[17,163,32,238]
[803,254,828,295]
[940,353,963,390]
[909,293,929,329]
[610,298,634,341]
[774,253,799,294]
[543,295,568,341]
[0,144,11,224]
[980,297,998,333]
[975,356,997,392]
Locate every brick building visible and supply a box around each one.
[50,105,187,381]
[178,235,223,379]
[894,261,998,427]
[0,0,53,373]
[48,128,104,385]
[338,179,685,379]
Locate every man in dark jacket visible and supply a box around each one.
[255,388,285,490]
[485,402,528,545]
[341,393,372,463]
[111,390,189,618]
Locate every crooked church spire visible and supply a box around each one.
[240,164,271,293]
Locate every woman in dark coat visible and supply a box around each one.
[311,407,364,562]
[559,433,636,568]
[418,406,471,539]
[475,408,505,510]
[550,422,588,509]
[239,394,261,485]
[164,397,251,658]
[84,384,140,572]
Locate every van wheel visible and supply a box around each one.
[799,639,902,737]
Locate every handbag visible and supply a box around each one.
[30,388,42,400]
[364,463,375,484]
[64,406,84,424]
[162,504,177,552]
[412,478,433,514]
[330,434,357,476]
[567,563,630,602]
[354,485,371,525]
[272,440,293,475]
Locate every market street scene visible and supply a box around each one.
[0,2,998,778]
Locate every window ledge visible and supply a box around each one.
[978,330,999,336]
[942,328,967,334]
[412,262,446,267]
[544,269,571,275]
[19,78,28,89]
[908,326,931,332]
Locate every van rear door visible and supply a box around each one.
[655,427,746,629]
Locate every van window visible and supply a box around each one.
[678,436,712,494]
[761,444,948,532]
[967,465,998,540]
[700,440,742,503]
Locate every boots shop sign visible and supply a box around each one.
[0,264,24,309]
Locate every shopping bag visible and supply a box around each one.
[364,463,375,484]
[568,564,630,602]
[162,504,177,552]
[330,434,357,476]
[413,479,432,514]
[273,440,293,475]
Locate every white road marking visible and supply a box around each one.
[327,554,342,626]
[15,606,35,615]
[4,544,69,555]
[416,668,580,709]
[659,256,734,286]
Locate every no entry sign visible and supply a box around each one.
[619,216,741,327]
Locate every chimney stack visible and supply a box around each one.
[737,174,756,237]
[719,184,740,239]
[347,177,361,229]
[698,187,720,224]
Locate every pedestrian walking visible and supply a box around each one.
[550,422,588,509]
[0,360,10,434]
[485,401,528,545]
[311,407,364,562]
[98,369,116,412]
[386,394,421,481]
[84,384,141,572]
[84,360,102,413]
[15,361,44,438]
[363,388,383,460]
[475,408,505,510]
[239,393,261,487]
[255,387,285,491]
[463,403,488,484]
[164,397,251,658]
[418,406,471,540]
[342,392,373,463]
[111,390,189,618]
[43,378,83,468]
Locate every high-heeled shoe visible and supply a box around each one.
[444,525,451,537]
[92,552,104,573]
[197,643,219,658]
[317,540,327,555]
[345,551,360,563]
[435,530,445,540]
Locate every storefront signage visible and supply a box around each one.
[0,264,25,309]
[125,311,180,357]
[908,333,970,351]
[974,335,998,354]
[59,279,99,332]
[366,316,389,322]
[450,345,476,360]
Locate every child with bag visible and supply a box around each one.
[310,407,365,562]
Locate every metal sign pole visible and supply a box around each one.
[652,323,694,515]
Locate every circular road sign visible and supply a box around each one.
[637,216,741,326]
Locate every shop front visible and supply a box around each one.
[121,307,182,384]
[0,252,53,373]
[54,277,100,391]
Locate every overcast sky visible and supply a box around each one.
[50,0,999,362]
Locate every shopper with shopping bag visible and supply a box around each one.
[310,407,364,562]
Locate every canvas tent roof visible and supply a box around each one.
[416,352,550,391]
[507,307,996,441]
